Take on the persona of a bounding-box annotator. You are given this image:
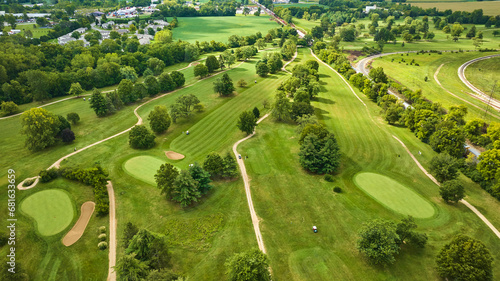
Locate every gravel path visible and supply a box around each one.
[232,113,270,253]
[106,181,117,281]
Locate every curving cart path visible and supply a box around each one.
[314,49,500,240]
[457,54,500,111]
[106,181,117,281]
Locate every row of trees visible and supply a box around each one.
[154,152,238,207]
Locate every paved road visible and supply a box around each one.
[457,54,500,111]
[232,114,270,254]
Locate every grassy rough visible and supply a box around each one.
[464,56,500,100]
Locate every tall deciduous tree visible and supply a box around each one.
[429,153,460,183]
[144,76,160,96]
[436,235,493,281]
[172,170,201,207]
[90,89,109,117]
[189,162,212,194]
[222,152,239,179]
[439,179,465,203]
[148,105,171,134]
[170,71,185,88]
[271,92,292,121]
[237,111,257,135]
[225,249,271,281]
[20,108,61,151]
[213,73,235,96]
[129,125,156,149]
[69,82,84,97]
[194,64,209,78]
[155,163,179,199]
[205,55,219,73]
[357,219,400,265]
[118,79,136,104]
[158,72,174,92]
[299,133,341,174]
[203,152,225,178]
[114,254,149,281]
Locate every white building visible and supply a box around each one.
[364,5,377,14]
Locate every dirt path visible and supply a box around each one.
[434,63,500,114]
[232,113,270,253]
[282,49,298,74]
[107,181,117,281]
[62,201,95,246]
[392,135,500,240]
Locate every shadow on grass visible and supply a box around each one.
[315,97,335,105]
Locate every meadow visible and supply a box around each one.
[410,2,500,15]
[238,47,500,280]
[2,23,51,38]
[167,15,280,43]
[371,51,500,122]
[464,56,500,99]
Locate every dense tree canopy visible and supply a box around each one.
[129,125,156,149]
[148,105,171,134]
[225,249,271,281]
[21,108,61,151]
[237,111,257,135]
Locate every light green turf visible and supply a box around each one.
[464,56,500,100]
[168,16,279,43]
[354,172,436,218]
[410,2,500,15]
[123,155,167,185]
[21,189,75,236]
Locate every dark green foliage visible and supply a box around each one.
[205,55,219,73]
[252,107,260,119]
[155,163,179,200]
[324,174,334,182]
[1,101,18,115]
[439,179,465,203]
[299,133,341,174]
[56,115,71,136]
[123,222,139,249]
[145,269,180,281]
[39,168,59,183]
[148,105,171,134]
[203,152,225,178]
[61,128,75,143]
[256,62,269,77]
[126,229,170,269]
[429,121,466,158]
[90,89,109,117]
[291,102,314,121]
[368,67,388,84]
[169,94,200,123]
[357,219,400,265]
[129,125,156,149]
[144,76,160,96]
[237,110,257,135]
[170,71,185,88]
[429,153,460,183]
[271,92,292,122]
[436,235,493,281]
[213,73,235,96]
[189,162,213,194]
[299,123,329,144]
[118,79,136,104]
[395,216,428,248]
[225,249,271,281]
[158,72,175,92]
[333,186,342,193]
[132,83,148,100]
[172,170,201,207]
[115,254,149,281]
[222,152,239,179]
[194,64,209,78]
[67,112,80,124]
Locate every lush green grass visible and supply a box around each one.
[371,51,500,122]
[21,189,75,236]
[275,3,327,8]
[238,48,500,280]
[123,155,169,185]
[410,2,500,15]
[168,16,280,43]
[464,56,500,100]
[291,18,320,34]
[2,23,51,38]
[354,172,436,218]
[25,50,284,279]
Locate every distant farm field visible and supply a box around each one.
[409,2,500,15]
[168,16,279,43]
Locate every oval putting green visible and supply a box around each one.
[21,189,75,236]
[123,155,167,185]
[354,173,435,218]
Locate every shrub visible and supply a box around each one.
[98,233,107,241]
[333,186,342,193]
[23,178,35,187]
[98,241,108,250]
[67,112,80,124]
[39,168,59,183]
[99,226,107,233]
[324,174,334,182]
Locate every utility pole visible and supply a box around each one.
[483,81,497,120]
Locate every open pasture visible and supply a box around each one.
[410,2,500,15]
[464,56,500,100]
[168,16,280,43]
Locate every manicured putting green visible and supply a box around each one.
[21,189,75,236]
[354,173,435,218]
[123,155,166,185]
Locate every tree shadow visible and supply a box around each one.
[315,108,331,120]
[315,97,335,105]
[319,73,331,79]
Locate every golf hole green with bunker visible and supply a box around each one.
[353,172,436,219]
[20,189,75,236]
[123,155,172,185]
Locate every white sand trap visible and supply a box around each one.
[62,201,95,246]
[165,151,185,160]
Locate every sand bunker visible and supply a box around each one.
[62,201,95,246]
[165,151,185,160]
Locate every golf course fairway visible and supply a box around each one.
[123,155,167,185]
[21,189,75,236]
[354,172,435,218]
